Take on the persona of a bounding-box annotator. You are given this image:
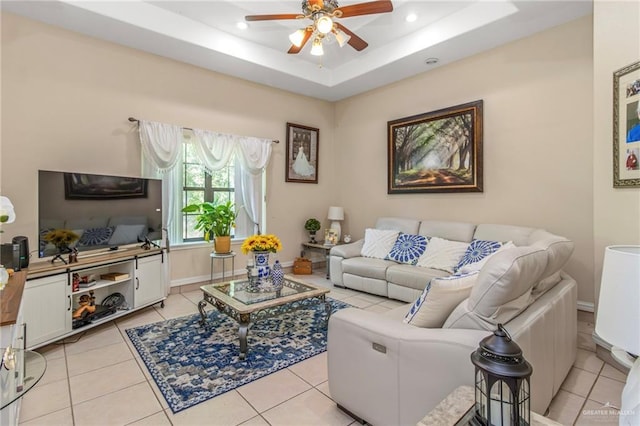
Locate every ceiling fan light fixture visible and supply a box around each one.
[316,15,334,34]
[310,37,324,56]
[289,29,307,47]
[334,29,351,47]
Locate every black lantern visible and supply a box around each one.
[470,324,533,426]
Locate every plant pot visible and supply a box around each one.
[309,231,317,244]
[214,236,231,254]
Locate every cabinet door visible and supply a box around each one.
[134,254,165,308]
[22,274,71,348]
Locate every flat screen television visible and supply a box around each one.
[38,170,163,258]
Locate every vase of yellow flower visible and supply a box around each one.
[241,234,282,290]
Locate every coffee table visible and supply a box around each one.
[198,275,331,359]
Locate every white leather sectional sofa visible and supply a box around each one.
[327,217,577,425]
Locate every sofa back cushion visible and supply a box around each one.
[375,217,420,234]
[417,220,476,242]
[444,246,548,329]
[529,230,574,297]
[473,224,535,247]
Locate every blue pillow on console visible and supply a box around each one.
[386,233,429,265]
[455,239,502,272]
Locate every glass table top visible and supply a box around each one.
[1,350,47,410]
[200,276,329,313]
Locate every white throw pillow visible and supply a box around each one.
[404,271,480,328]
[416,237,469,273]
[360,228,400,259]
[457,241,516,274]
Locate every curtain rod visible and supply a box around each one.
[128,117,279,143]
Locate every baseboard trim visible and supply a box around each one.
[577,300,594,312]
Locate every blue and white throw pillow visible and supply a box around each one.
[455,239,503,273]
[386,234,428,265]
[79,226,115,247]
[403,271,480,328]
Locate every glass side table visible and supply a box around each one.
[1,350,47,410]
[210,251,236,283]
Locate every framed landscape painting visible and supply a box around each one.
[387,100,483,194]
[286,123,319,184]
[613,60,640,188]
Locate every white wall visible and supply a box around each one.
[334,17,595,303]
[592,1,640,307]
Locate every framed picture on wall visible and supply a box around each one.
[285,122,319,184]
[387,100,483,194]
[613,60,640,188]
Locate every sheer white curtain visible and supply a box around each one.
[191,129,272,234]
[139,121,272,244]
[139,120,183,247]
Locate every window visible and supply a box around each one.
[179,141,258,243]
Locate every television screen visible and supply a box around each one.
[38,170,162,258]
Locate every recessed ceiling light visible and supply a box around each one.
[236,22,248,30]
[425,57,439,65]
[405,13,417,23]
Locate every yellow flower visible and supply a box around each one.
[241,234,282,254]
[44,229,80,246]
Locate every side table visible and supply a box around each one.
[210,251,236,283]
[301,241,339,279]
[417,385,562,426]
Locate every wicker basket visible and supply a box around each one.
[293,257,312,275]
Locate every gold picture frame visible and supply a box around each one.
[613,60,640,188]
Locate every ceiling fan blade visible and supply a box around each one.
[335,23,368,51]
[245,14,301,22]
[287,29,314,54]
[336,0,393,18]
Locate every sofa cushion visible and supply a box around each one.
[375,217,420,234]
[529,230,574,297]
[467,246,548,321]
[386,264,449,291]
[416,237,468,273]
[361,228,400,259]
[417,220,476,242]
[457,241,516,274]
[385,234,428,265]
[403,271,479,328]
[455,239,503,272]
[343,257,397,280]
[473,224,535,247]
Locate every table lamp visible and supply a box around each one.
[594,245,640,426]
[327,206,344,242]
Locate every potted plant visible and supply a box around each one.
[181,200,237,253]
[304,218,321,243]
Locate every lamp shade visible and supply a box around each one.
[327,206,344,221]
[595,245,640,357]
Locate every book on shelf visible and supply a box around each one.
[100,272,129,281]
[79,280,97,288]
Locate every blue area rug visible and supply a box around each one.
[126,297,351,413]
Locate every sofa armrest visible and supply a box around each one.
[329,240,363,259]
[327,308,490,426]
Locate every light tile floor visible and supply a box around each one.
[19,270,625,425]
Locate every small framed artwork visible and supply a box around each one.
[613,60,640,188]
[286,123,319,183]
[387,100,483,194]
[324,229,338,246]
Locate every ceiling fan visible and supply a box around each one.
[245,0,393,56]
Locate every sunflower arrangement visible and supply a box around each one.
[44,229,80,250]
[241,234,282,254]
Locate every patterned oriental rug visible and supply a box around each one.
[126,298,351,413]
